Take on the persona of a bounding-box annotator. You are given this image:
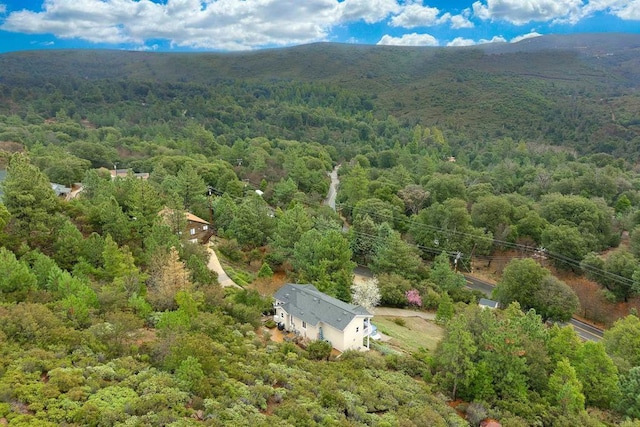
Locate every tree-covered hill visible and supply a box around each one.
[0,33,639,157]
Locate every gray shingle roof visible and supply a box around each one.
[274,283,371,331]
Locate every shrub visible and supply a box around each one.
[393,317,406,327]
[306,340,332,360]
[264,319,277,329]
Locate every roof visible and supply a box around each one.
[479,298,500,309]
[274,283,371,332]
[50,182,71,196]
[159,208,209,225]
[110,169,150,180]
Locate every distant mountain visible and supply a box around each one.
[0,33,638,157]
[1,33,639,87]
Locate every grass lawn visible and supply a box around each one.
[373,316,444,353]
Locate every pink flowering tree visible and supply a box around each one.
[405,289,422,308]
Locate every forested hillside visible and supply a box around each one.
[1,34,640,425]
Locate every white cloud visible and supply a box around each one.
[377,32,438,46]
[389,4,441,28]
[0,4,6,14]
[450,13,475,29]
[447,37,475,47]
[447,35,506,46]
[472,0,583,25]
[337,0,400,24]
[480,35,507,43]
[510,31,543,43]
[581,0,640,20]
[0,0,347,50]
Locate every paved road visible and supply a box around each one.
[323,164,340,210]
[464,274,603,342]
[207,247,241,288]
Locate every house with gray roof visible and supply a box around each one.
[273,283,373,352]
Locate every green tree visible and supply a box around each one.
[435,292,455,325]
[542,224,590,270]
[269,203,313,264]
[175,356,206,394]
[575,342,620,409]
[175,163,207,212]
[471,194,514,237]
[1,153,61,249]
[424,173,466,203]
[228,194,274,249]
[494,258,547,310]
[293,228,355,301]
[603,314,640,373]
[430,251,466,292]
[534,275,579,322]
[617,366,640,419]
[546,358,585,416]
[0,247,37,299]
[433,315,476,399]
[370,222,426,280]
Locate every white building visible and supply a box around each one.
[273,283,373,352]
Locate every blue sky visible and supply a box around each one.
[0,0,638,53]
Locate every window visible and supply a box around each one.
[280,312,284,318]
[356,327,359,332]
[302,321,306,329]
[190,228,196,235]
[203,225,208,230]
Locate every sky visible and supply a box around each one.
[0,0,638,53]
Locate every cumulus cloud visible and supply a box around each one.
[511,31,543,42]
[389,4,441,28]
[472,0,583,25]
[0,0,359,50]
[447,37,475,47]
[581,0,640,20]
[337,0,400,24]
[377,32,438,46]
[450,13,475,29]
[447,35,506,46]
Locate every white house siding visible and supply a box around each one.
[340,316,370,352]
[274,306,370,352]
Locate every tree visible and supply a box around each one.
[147,246,192,311]
[350,277,381,312]
[424,173,466,203]
[495,258,578,322]
[471,194,513,237]
[1,153,61,249]
[0,247,37,298]
[269,203,313,264]
[546,358,585,416]
[616,366,640,419]
[435,292,454,324]
[534,276,579,322]
[411,198,492,256]
[575,342,620,409]
[433,315,476,399]
[370,223,426,280]
[430,251,466,292]
[602,314,640,373]
[175,163,207,212]
[542,224,590,270]
[398,184,429,216]
[293,229,355,301]
[228,194,274,249]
